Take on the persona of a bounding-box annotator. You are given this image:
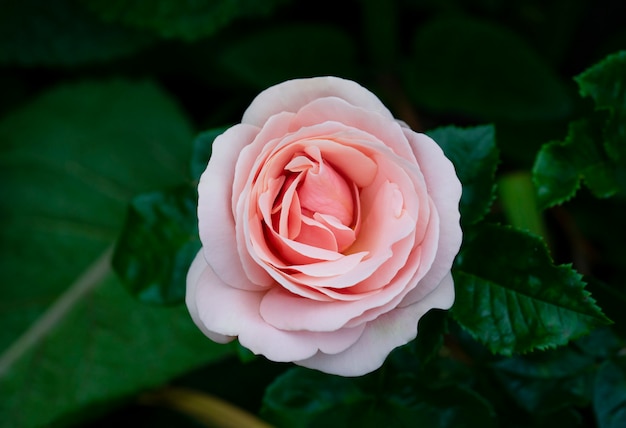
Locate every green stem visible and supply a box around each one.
[498,172,548,241]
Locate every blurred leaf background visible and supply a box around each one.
[1,0,626,427]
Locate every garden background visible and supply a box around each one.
[1,0,626,427]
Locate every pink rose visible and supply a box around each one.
[186,77,462,376]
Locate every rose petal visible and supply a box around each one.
[400,130,463,306]
[192,262,366,362]
[185,251,235,344]
[198,124,274,290]
[294,273,455,376]
[242,77,393,127]
[289,96,417,162]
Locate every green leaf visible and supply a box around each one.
[217,24,358,88]
[491,347,595,414]
[575,51,626,162]
[0,0,153,66]
[81,0,288,41]
[451,223,611,356]
[532,118,619,209]
[261,367,496,428]
[261,368,367,428]
[0,80,231,426]
[427,125,499,225]
[112,185,200,305]
[191,127,229,181]
[406,16,571,121]
[0,271,232,428]
[593,356,626,428]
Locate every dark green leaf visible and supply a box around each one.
[261,367,496,428]
[81,0,288,41]
[451,223,611,355]
[113,185,200,305]
[310,386,496,428]
[532,118,619,209]
[191,127,229,181]
[406,16,571,121]
[0,80,232,426]
[0,0,153,66]
[427,125,499,225]
[575,51,626,162]
[261,368,367,428]
[491,347,595,414]
[593,356,626,428]
[0,273,232,428]
[217,24,358,88]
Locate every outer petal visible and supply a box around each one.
[289,96,417,162]
[295,273,455,376]
[193,261,366,362]
[400,130,463,306]
[185,250,235,344]
[242,77,393,127]
[198,124,274,290]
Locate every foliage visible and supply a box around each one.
[1,0,625,427]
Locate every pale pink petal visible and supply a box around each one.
[289,96,417,162]
[193,263,366,362]
[185,251,235,344]
[242,77,393,127]
[400,130,462,306]
[294,275,455,376]
[198,124,273,290]
[344,199,440,327]
[232,111,295,204]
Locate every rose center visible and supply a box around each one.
[269,145,358,254]
[288,151,354,227]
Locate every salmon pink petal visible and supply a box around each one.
[297,147,354,226]
[296,215,339,252]
[242,77,393,127]
[313,213,357,252]
[294,275,455,376]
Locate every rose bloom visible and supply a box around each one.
[187,77,462,376]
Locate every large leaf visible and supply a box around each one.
[0,0,153,66]
[112,126,231,305]
[81,0,288,41]
[261,367,496,428]
[593,356,626,428]
[0,271,232,428]
[0,80,232,426]
[451,223,611,355]
[575,50,626,163]
[427,124,499,226]
[113,185,200,305]
[405,16,571,121]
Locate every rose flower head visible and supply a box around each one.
[186,77,462,376]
